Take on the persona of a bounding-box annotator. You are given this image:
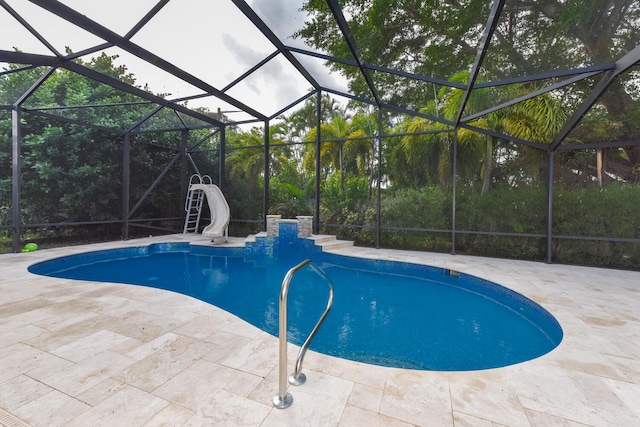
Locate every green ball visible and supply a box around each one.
[23,243,38,252]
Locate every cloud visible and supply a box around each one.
[250,0,304,43]
[222,33,307,115]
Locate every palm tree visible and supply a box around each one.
[302,112,375,192]
[439,71,566,193]
[390,101,459,187]
[285,93,346,140]
[348,111,377,178]
[226,122,291,190]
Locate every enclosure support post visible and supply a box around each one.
[314,91,321,235]
[451,129,458,254]
[11,107,21,253]
[9,67,54,252]
[375,107,382,249]
[263,120,270,232]
[219,126,226,192]
[180,130,189,228]
[546,151,554,264]
[121,133,131,240]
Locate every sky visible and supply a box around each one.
[0,0,349,122]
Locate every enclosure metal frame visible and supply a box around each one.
[1,0,639,262]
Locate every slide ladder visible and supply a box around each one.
[183,175,212,234]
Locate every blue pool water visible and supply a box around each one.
[28,228,563,371]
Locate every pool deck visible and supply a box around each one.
[1,234,639,426]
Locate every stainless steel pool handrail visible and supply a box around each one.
[273,259,334,409]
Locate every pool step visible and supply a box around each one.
[244,232,266,243]
[244,232,354,252]
[308,234,354,251]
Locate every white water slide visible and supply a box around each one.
[184,178,230,241]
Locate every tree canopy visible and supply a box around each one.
[296,0,640,180]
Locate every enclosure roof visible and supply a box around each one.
[1,0,640,149]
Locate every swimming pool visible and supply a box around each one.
[28,231,563,371]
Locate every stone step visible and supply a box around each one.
[244,232,266,243]
[307,234,338,244]
[312,237,354,251]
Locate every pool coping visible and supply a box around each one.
[1,234,640,426]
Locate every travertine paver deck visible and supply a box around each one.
[1,234,639,426]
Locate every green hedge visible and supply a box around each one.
[318,183,640,269]
[552,184,640,269]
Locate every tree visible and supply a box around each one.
[226,122,292,191]
[301,111,375,192]
[388,102,454,187]
[297,0,491,109]
[296,0,640,181]
[389,71,566,192]
[439,71,566,192]
[0,53,197,236]
[285,92,346,141]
